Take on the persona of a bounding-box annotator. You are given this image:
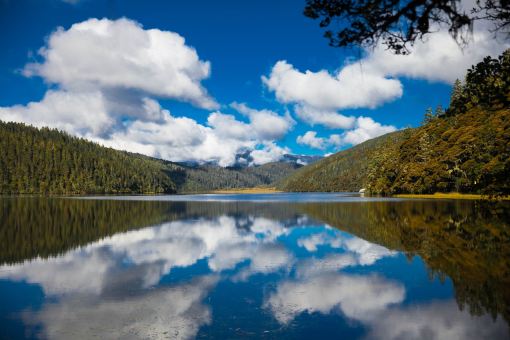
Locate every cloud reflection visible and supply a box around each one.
[0,211,507,339]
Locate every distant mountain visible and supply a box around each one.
[169,161,302,193]
[281,154,323,165]
[280,50,510,197]
[223,151,322,168]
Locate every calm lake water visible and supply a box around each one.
[0,193,509,339]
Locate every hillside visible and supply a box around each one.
[0,121,178,194]
[280,50,510,196]
[0,121,302,195]
[169,161,302,193]
[278,129,410,192]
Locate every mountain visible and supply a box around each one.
[0,121,179,194]
[169,161,303,193]
[0,121,303,195]
[281,154,323,165]
[278,129,410,192]
[280,50,510,197]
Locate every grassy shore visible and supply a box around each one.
[394,192,510,200]
[210,187,282,194]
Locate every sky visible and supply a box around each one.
[0,0,508,166]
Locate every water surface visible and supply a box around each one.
[1,194,509,339]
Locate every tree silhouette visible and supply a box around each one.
[304,0,510,54]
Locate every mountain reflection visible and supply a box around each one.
[0,197,508,339]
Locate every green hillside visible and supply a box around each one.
[0,121,178,194]
[0,121,301,195]
[280,50,510,196]
[168,161,301,193]
[278,129,410,192]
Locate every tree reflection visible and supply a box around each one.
[1,197,508,326]
[302,200,510,324]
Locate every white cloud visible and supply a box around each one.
[362,27,509,84]
[297,131,327,150]
[0,18,294,166]
[365,300,508,340]
[249,142,290,165]
[24,18,217,109]
[339,117,397,146]
[0,90,112,137]
[297,116,396,150]
[231,102,295,141]
[265,272,405,324]
[294,105,355,129]
[262,22,507,147]
[25,276,218,340]
[261,61,399,139]
[262,60,402,111]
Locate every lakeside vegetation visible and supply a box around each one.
[280,50,510,197]
[394,193,510,200]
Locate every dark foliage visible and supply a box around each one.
[0,122,177,194]
[304,0,510,54]
[448,49,510,115]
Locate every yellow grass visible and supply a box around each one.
[210,187,282,194]
[394,192,510,200]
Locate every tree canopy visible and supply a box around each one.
[304,0,510,54]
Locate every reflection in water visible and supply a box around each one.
[0,196,508,339]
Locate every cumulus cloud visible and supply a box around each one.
[262,61,399,143]
[362,27,509,84]
[23,18,217,109]
[262,60,402,111]
[231,102,295,141]
[294,105,355,129]
[25,276,218,340]
[265,272,405,324]
[249,142,291,165]
[297,131,327,150]
[297,116,396,150]
[339,117,397,146]
[262,22,507,150]
[365,300,508,340]
[0,18,295,166]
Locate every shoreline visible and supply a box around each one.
[209,187,282,194]
[393,192,510,200]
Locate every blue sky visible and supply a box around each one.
[0,0,505,165]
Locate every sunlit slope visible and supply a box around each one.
[278,130,409,192]
[280,50,510,196]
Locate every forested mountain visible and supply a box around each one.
[0,121,302,195]
[169,161,302,193]
[280,50,510,196]
[0,122,178,194]
[278,129,410,192]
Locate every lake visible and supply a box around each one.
[0,193,509,339]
